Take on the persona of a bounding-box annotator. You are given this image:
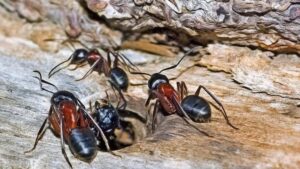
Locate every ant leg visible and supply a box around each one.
[79,107,121,157]
[151,100,160,133]
[175,81,188,102]
[108,51,126,69]
[57,111,73,168]
[112,52,119,68]
[195,85,239,130]
[108,81,120,107]
[24,118,48,153]
[61,38,91,50]
[24,107,51,153]
[168,95,211,137]
[109,84,119,104]
[176,82,183,101]
[107,51,112,69]
[76,58,100,81]
[108,80,127,110]
[145,92,154,107]
[181,81,188,98]
[112,51,149,81]
[89,101,94,115]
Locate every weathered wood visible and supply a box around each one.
[0,34,299,168]
[1,0,300,53]
[0,1,300,169]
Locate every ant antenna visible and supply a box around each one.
[130,46,201,78]
[159,46,201,73]
[44,38,91,50]
[130,71,152,77]
[48,56,73,78]
[33,70,58,94]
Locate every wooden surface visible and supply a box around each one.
[1,0,300,53]
[0,35,299,169]
[0,2,299,169]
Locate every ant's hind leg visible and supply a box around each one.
[24,106,53,153]
[108,80,127,110]
[24,118,48,153]
[195,85,239,130]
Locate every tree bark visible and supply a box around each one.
[0,1,299,169]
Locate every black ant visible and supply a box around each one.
[131,47,238,134]
[47,39,140,110]
[89,91,141,150]
[25,71,117,168]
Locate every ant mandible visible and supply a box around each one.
[25,71,116,168]
[47,39,139,110]
[132,47,239,134]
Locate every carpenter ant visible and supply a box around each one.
[47,40,140,110]
[25,71,116,168]
[131,47,238,134]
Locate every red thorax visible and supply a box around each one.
[49,100,88,140]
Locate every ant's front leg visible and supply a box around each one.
[68,62,88,71]
[151,100,160,133]
[76,58,100,81]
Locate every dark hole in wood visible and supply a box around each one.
[97,108,149,151]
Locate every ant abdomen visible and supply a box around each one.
[69,128,98,162]
[181,95,211,122]
[110,67,129,91]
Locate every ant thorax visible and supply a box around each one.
[87,49,102,65]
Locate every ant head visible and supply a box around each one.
[70,48,89,64]
[94,101,119,134]
[51,90,78,107]
[148,73,169,90]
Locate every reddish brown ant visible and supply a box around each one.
[47,40,141,110]
[131,47,238,134]
[25,71,117,168]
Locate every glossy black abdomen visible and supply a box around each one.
[69,128,97,162]
[110,67,129,91]
[181,95,211,122]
